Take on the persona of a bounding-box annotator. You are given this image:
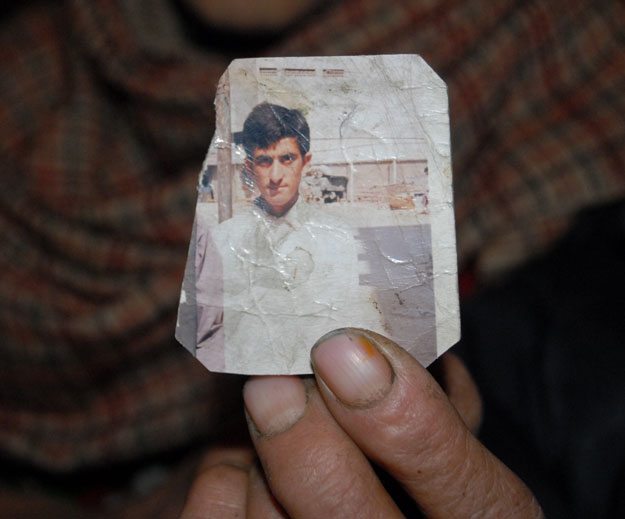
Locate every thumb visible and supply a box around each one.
[311,328,543,519]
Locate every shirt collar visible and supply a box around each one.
[252,194,307,229]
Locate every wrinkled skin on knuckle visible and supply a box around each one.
[427,434,495,515]
[424,434,542,519]
[485,458,545,519]
[311,453,364,508]
[265,439,374,516]
[183,464,248,519]
[365,372,462,472]
[306,451,392,518]
[399,417,470,497]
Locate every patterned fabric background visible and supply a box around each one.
[0,0,623,470]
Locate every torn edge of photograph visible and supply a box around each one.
[176,55,459,375]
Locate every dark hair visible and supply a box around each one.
[241,103,310,158]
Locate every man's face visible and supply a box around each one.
[249,137,311,216]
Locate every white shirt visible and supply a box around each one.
[195,197,363,374]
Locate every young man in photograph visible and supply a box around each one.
[194,103,369,374]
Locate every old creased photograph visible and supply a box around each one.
[177,55,459,374]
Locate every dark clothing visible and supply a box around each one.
[457,200,625,519]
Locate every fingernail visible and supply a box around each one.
[243,376,308,437]
[311,330,393,407]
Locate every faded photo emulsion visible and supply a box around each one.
[177,55,459,375]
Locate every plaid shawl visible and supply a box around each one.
[1,0,623,470]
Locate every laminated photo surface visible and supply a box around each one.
[176,55,459,375]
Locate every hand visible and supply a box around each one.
[181,329,543,518]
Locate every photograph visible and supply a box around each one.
[178,55,458,374]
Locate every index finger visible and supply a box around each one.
[311,329,544,519]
